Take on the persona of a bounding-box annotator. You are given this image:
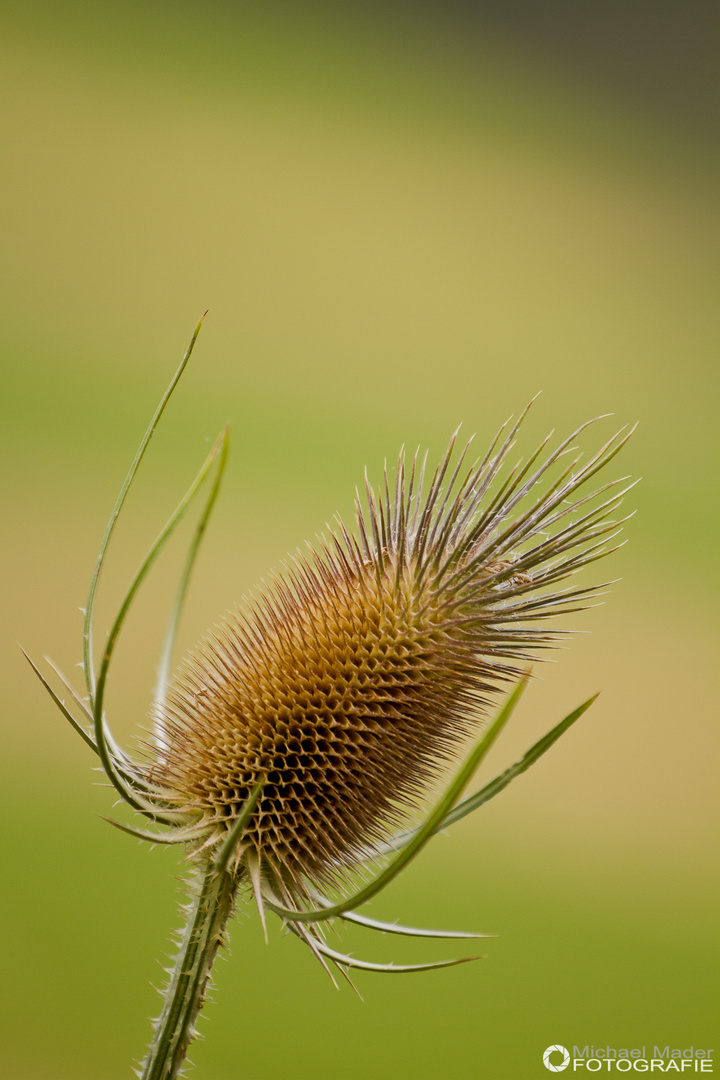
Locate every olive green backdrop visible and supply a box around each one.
[1,3,717,1078]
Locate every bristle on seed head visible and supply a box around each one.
[150,416,632,887]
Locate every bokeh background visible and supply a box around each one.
[1,2,718,1077]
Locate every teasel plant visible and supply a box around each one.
[26,317,635,1079]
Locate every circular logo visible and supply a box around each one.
[543,1045,571,1072]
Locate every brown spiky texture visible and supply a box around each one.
[144,412,632,897]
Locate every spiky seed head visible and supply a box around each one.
[149,414,632,891]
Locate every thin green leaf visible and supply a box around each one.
[98,816,205,846]
[306,885,490,940]
[264,676,529,925]
[436,693,598,833]
[213,779,265,875]
[83,314,206,706]
[43,655,94,723]
[25,651,167,799]
[378,693,598,856]
[21,647,98,754]
[153,424,230,731]
[284,922,341,988]
[93,428,228,816]
[310,937,483,974]
[336,908,493,940]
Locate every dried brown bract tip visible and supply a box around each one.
[149,408,634,900]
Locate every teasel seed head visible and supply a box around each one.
[27,324,636,1075]
[148,410,633,896]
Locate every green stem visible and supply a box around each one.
[140,861,237,1080]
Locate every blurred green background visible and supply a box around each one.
[1,2,718,1077]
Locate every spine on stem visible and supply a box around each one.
[140,862,238,1080]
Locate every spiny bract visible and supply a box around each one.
[148,410,632,896]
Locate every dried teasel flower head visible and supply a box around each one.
[146,404,633,913]
[27,328,635,1075]
[27,325,636,969]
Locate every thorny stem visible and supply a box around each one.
[140,861,238,1080]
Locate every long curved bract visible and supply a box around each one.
[83,315,207,705]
